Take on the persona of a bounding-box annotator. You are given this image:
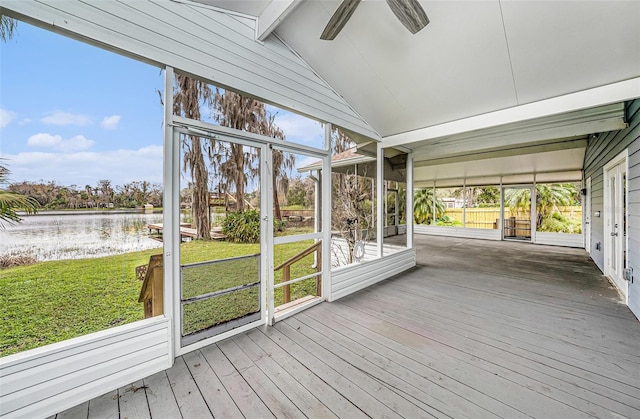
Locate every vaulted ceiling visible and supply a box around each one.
[195,0,640,182]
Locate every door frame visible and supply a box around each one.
[268,142,331,325]
[170,117,332,355]
[585,177,591,253]
[501,184,535,242]
[172,124,270,355]
[603,149,629,301]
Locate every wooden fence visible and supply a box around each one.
[444,206,582,229]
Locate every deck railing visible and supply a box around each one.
[274,240,322,304]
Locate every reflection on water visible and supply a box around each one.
[0,211,164,261]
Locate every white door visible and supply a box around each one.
[176,128,269,351]
[604,160,628,299]
[585,177,591,253]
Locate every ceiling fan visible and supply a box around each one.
[321,0,430,40]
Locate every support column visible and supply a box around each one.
[322,123,332,300]
[377,143,384,258]
[163,66,178,359]
[462,178,467,227]
[432,182,436,225]
[499,176,504,240]
[407,153,414,249]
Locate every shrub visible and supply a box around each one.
[222,210,261,243]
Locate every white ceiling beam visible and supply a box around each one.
[257,0,303,41]
[383,77,640,148]
[413,138,588,168]
[409,107,624,162]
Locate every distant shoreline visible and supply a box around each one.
[17,209,163,216]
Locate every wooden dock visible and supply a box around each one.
[53,235,640,418]
[148,223,225,241]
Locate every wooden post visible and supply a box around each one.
[315,246,322,297]
[151,265,164,317]
[139,254,163,318]
[282,265,290,304]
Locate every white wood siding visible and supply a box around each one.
[584,99,640,319]
[0,318,171,418]
[415,225,502,241]
[0,0,379,142]
[330,249,416,301]
[534,232,584,248]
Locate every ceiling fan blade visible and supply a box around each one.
[386,0,430,34]
[320,0,362,40]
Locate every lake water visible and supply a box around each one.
[0,211,164,261]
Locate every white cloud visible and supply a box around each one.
[100,115,121,130]
[0,108,17,128]
[271,111,324,146]
[41,111,92,126]
[19,118,32,125]
[58,135,95,152]
[27,133,62,147]
[27,133,95,152]
[5,145,163,186]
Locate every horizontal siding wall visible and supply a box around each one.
[628,111,640,319]
[584,99,640,320]
[1,0,379,142]
[534,232,584,248]
[330,248,416,301]
[415,225,502,241]
[0,318,171,418]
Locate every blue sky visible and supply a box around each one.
[1,21,323,188]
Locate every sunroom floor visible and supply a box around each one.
[53,235,640,418]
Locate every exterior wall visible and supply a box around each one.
[534,232,584,248]
[584,99,640,319]
[415,225,502,241]
[1,0,379,142]
[0,318,171,418]
[330,248,416,301]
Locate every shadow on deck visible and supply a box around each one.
[54,235,640,418]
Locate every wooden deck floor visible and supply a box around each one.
[55,236,640,418]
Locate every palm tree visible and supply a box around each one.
[506,183,578,228]
[413,188,445,224]
[0,15,17,42]
[0,161,38,227]
[174,73,213,239]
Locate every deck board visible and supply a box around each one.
[165,356,213,418]
[232,333,338,418]
[56,235,640,418]
[87,390,118,419]
[200,343,274,418]
[246,328,368,419]
[218,338,305,418]
[117,381,150,419]
[182,349,242,418]
[142,371,182,419]
[56,401,89,419]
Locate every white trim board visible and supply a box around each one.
[384,78,639,148]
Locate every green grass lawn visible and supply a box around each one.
[1,238,318,357]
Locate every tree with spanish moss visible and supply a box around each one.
[212,89,293,220]
[173,74,213,239]
[0,14,17,42]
